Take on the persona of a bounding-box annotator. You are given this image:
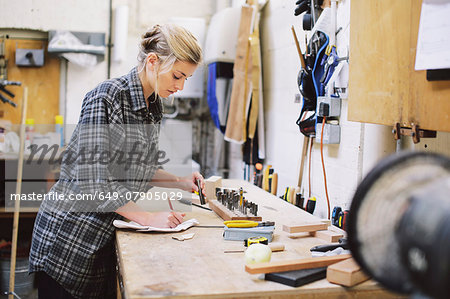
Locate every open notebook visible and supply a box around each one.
[113,218,199,232]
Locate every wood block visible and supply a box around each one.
[327,258,369,287]
[320,219,332,226]
[208,200,262,221]
[312,230,344,243]
[282,222,328,234]
[204,176,222,201]
[245,254,351,274]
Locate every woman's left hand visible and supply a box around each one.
[178,172,205,195]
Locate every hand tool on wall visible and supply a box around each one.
[270,172,277,195]
[293,0,325,31]
[253,162,263,186]
[291,26,306,69]
[295,192,305,209]
[305,197,316,214]
[0,80,21,108]
[262,165,272,191]
[281,187,290,201]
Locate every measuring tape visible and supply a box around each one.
[244,236,268,247]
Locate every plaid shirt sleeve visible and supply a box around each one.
[73,95,132,212]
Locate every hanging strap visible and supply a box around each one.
[207,63,225,133]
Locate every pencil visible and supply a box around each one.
[168,197,174,211]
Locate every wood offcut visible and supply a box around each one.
[326,258,369,287]
[245,254,352,274]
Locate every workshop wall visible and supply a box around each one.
[0,0,215,131]
[259,0,365,217]
[260,0,450,219]
[2,0,448,220]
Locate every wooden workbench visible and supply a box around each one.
[116,180,402,298]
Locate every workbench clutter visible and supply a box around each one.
[115,180,397,297]
[208,185,263,221]
[222,220,275,242]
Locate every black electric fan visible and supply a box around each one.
[348,152,450,299]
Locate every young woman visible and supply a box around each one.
[29,24,204,298]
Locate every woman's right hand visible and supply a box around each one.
[144,211,186,228]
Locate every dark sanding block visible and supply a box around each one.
[265,267,327,287]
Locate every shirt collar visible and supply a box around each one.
[127,67,148,112]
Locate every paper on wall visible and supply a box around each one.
[415,0,450,70]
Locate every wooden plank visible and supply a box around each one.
[2,38,60,126]
[327,258,369,287]
[225,5,254,142]
[312,230,344,243]
[283,222,328,233]
[208,199,262,221]
[245,254,351,274]
[8,87,27,299]
[347,0,450,132]
[204,176,222,201]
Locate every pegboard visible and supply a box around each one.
[1,38,60,126]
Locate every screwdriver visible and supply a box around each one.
[306,197,316,214]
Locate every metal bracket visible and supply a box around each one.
[392,123,437,144]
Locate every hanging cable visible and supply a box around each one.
[320,117,331,219]
[308,136,314,198]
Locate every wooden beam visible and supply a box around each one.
[312,229,344,243]
[245,254,351,274]
[327,258,369,287]
[282,222,328,233]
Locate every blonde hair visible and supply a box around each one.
[138,24,203,97]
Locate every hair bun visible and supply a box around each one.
[142,24,161,39]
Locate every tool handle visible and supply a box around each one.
[291,26,306,69]
[196,178,206,205]
[269,243,285,252]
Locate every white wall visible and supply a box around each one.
[259,0,450,219]
[0,0,215,126]
[2,0,449,218]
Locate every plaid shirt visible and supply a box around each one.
[29,67,163,298]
